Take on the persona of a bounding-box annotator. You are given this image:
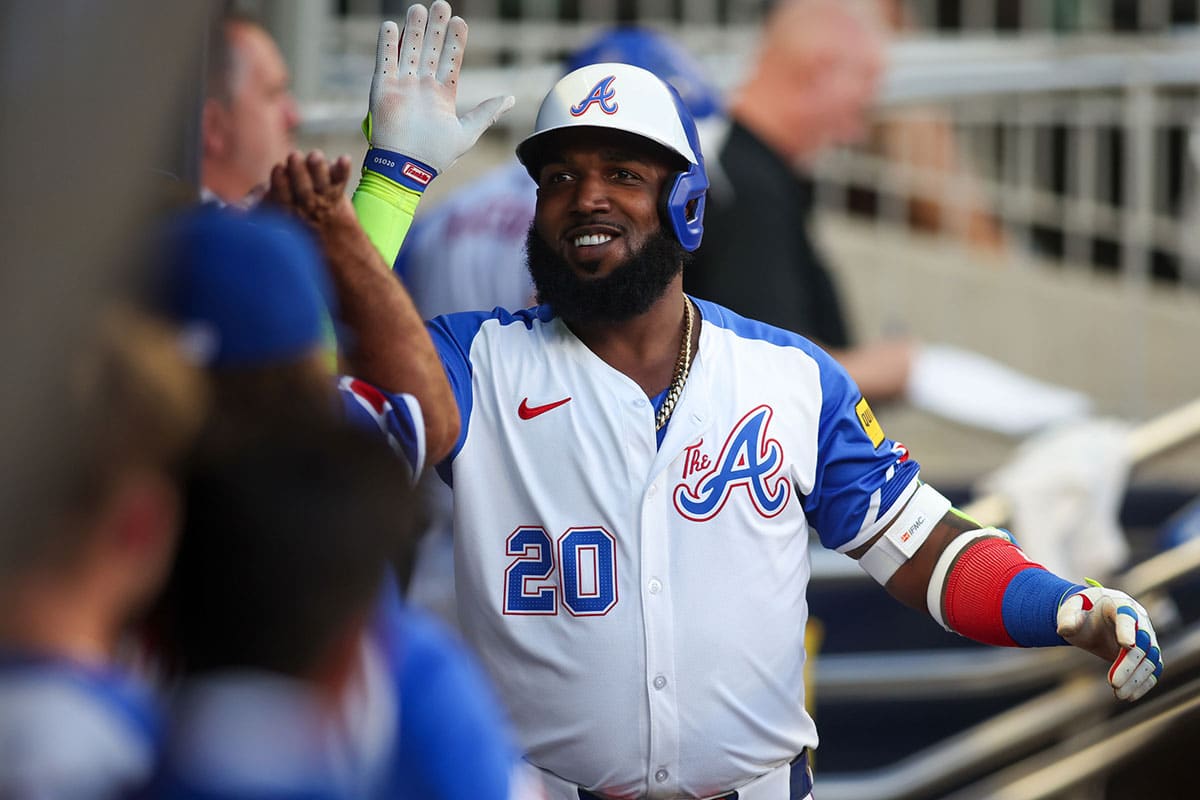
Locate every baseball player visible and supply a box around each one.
[347,5,1165,797]
[394,26,726,626]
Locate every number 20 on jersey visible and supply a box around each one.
[503,526,618,616]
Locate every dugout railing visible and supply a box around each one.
[808,530,1200,798]
[814,627,1200,799]
[943,669,1200,799]
[812,622,1200,799]
[812,34,1200,292]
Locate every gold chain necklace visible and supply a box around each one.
[655,297,695,431]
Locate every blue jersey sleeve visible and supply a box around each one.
[426,306,548,480]
[337,377,425,482]
[370,605,520,800]
[425,312,482,468]
[801,350,921,552]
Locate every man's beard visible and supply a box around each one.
[525,225,690,323]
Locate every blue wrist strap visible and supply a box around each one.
[1001,568,1087,647]
[362,149,439,193]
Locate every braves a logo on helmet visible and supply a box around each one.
[674,405,791,521]
[570,76,619,116]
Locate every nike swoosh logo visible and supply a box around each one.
[518,396,572,420]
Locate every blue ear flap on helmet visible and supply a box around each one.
[664,167,707,253]
[662,87,708,252]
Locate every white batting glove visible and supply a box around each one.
[362,2,514,191]
[1057,582,1164,701]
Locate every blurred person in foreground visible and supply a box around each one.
[152,425,527,799]
[161,199,457,475]
[687,0,1088,435]
[200,12,300,206]
[0,308,206,799]
[154,177,533,798]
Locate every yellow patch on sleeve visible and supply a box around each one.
[855,397,885,448]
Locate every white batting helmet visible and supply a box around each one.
[516,62,709,251]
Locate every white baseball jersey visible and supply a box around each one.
[0,651,161,799]
[429,297,920,797]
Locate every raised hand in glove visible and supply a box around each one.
[362,1,514,191]
[1057,582,1164,701]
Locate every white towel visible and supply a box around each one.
[975,419,1132,580]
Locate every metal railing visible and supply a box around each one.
[811,534,1200,798]
[903,0,1200,34]
[326,0,1200,34]
[942,673,1200,799]
[813,34,1200,290]
[816,624,1200,799]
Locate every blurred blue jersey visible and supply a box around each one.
[370,578,526,800]
[151,582,526,800]
[0,649,161,799]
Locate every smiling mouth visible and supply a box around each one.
[573,233,613,247]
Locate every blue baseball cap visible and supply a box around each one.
[159,207,334,368]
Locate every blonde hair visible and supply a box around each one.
[73,307,208,481]
[0,306,208,575]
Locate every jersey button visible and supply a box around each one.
[648,483,659,497]
[648,578,662,594]
[655,769,669,783]
[653,675,667,690]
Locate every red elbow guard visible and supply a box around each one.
[941,537,1041,647]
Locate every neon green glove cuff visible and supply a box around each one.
[351,169,422,267]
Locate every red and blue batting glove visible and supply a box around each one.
[1057,580,1164,701]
